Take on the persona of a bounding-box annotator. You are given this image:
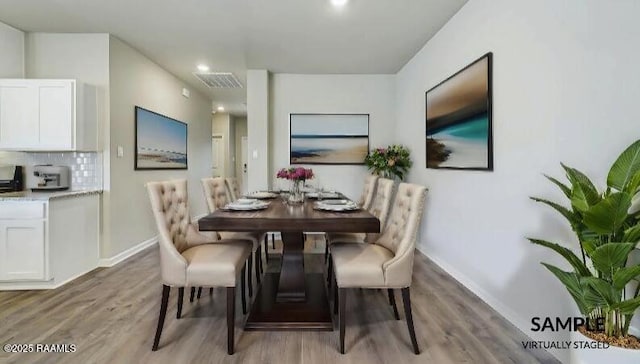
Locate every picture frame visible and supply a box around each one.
[135,106,188,170]
[289,113,369,165]
[426,52,493,171]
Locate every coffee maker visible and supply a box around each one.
[30,165,71,191]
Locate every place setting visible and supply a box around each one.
[314,199,360,212]
[224,198,271,211]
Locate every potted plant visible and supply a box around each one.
[529,140,640,363]
[364,144,412,181]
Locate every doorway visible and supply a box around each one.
[211,134,224,176]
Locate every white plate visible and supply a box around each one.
[318,199,351,206]
[236,198,258,205]
[225,201,270,211]
[245,191,278,199]
[307,191,341,199]
[314,201,359,212]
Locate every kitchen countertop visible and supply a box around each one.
[0,188,103,201]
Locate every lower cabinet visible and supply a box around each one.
[0,194,100,289]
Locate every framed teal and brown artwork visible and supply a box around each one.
[289,113,369,165]
[135,106,188,170]
[426,52,493,170]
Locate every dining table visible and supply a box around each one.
[198,195,380,331]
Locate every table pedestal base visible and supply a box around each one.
[244,270,333,331]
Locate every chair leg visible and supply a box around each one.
[227,287,236,355]
[241,264,247,315]
[388,289,400,320]
[197,287,202,299]
[339,288,346,354]
[210,287,214,295]
[324,241,329,264]
[271,233,275,250]
[247,253,253,298]
[327,257,333,287]
[189,287,195,302]
[256,247,263,284]
[263,234,269,263]
[152,285,170,351]
[401,287,420,354]
[177,287,184,319]
[333,275,339,315]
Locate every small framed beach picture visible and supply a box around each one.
[135,106,188,170]
[426,52,493,170]
[289,113,369,165]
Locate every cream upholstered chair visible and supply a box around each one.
[330,182,427,354]
[202,177,267,298]
[147,179,252,354]
[358,174,379,210]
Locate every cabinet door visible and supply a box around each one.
[0,220,46,281]
[38,81,74,149]
[0,82,39,148]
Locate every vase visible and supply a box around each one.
[288,180,305,204]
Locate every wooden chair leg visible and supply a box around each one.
[241,264,247,315]
[333,275,339,315]
[152,285,170,351]
[189,287,195,302]
[227,287,236,355]
[197,287,202,299]
[263,235,269,263]
[324,241,329,263]
[256,248,263,283]
[401,287,420,354]
[247,253,253,298]
[388,289,400,320]
[271,233,275,249]
[210,287,214,295]
[327,258,333,287]
[339,288,346,354]
[177,287,184,319]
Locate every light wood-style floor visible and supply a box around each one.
[0,240,558,364]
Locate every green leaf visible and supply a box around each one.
[582,276,621,306]
[590,243,636,276]
[582,240,598,256]
[607,140,640,193]
[626,171,640,196]
[529,239,591,276]
[630,191,640,216]
[612,296,640,315]
[542,263,591,314]
[562,164,601,212]
[623,223,640,243]
[530,197,580,227]
[583,192,632,234]
[612,266,640,290]
[544,174,571,198]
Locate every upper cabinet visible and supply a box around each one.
[0,79,98,151]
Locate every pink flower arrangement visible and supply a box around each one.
[277,167,314,181]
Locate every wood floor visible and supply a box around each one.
[0,240,558,364]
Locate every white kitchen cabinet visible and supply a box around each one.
[0,79,98,151]
[0,219,46,281]
[0,192,100,289]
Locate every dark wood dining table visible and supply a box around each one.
[198,196,380,331]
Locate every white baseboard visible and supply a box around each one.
[0,266,98,291]
[416,246,531,335]
[98,236,158,268]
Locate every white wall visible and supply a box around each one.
[270,74,396,199]
[395,0,640,361]
[212,112,231,177]
[107,36,212,258]
[247,70,270,191]
[0,21,24,77]
[234,117,248,184]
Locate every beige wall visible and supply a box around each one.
[212,113,231,177]
[234,117,248,187]
[0,21,24,77]
[107,36,212,258]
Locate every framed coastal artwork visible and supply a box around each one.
[426,52,493,170]
[135,106,188,170]
[289,114,369,165]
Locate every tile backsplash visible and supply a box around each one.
[0,151,102,189]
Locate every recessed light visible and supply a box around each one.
[217,106,225,112]
[197,64,210,72]
[331,0,348,7]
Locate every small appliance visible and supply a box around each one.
[31,165,71,191]
[0,165,24,193]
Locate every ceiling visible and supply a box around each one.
[0,0,467,115]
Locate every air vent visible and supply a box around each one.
[193,72,243,88]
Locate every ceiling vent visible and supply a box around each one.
[193,72,243,88]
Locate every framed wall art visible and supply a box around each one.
[426,52,493,170]
[289,113,369,165]
[135,106,188,170]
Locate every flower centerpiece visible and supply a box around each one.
[364,144,413,181]
[276,166,314,204]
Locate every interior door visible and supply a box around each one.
[241,136,248,194]
[211,134,224,177]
